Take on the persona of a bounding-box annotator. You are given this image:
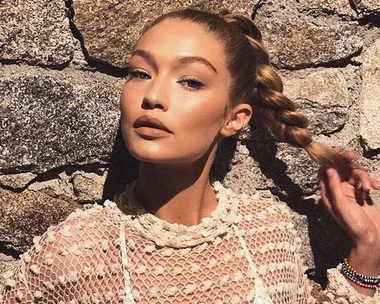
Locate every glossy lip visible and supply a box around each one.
[133,115,172,139]
[134,116,172,133]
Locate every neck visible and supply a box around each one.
[135,147,218,226]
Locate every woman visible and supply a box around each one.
[1,8,380,304]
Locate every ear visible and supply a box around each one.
[220,103,253,137]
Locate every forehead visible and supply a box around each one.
[135,19,227,69]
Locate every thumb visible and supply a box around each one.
[326,168,344,203]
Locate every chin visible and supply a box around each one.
[126,141,172,163]
[126,143,205,165]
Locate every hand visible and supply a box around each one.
[319,149,380,267]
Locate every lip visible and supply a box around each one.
[133,115,172,139]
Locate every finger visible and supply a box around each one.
[353,187,372,206]
[332,147,357,162]
[342,150,357,162]
[326,168,345,203]
[350,168,372,191]
[332,146,342,155]
[370,178,380,190]
[319,170,338,216]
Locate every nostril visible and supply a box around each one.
[142,100,151,110]
[142,98,164,110]
[154,104,164,110]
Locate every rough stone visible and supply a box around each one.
[354,0,380,16]
[72,0,254,68]
[0,65,123,173]
[0,260,20,290]
[253,1,363,69]
[72,170,107,202]
[300,0,357,18]
[283,69,351,135]
[0,253,15,263]
[0,172,36,189]
[0,188,80,252]
[0,0,74,66]
[360,39,380,151]
[363,159,380,206]
[214,140,319,197]
[28,172,75,200]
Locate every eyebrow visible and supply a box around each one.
[130,49,218,74]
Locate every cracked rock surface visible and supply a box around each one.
[0,188,80,252]
[0,0,74,66]
[283,69,351,135]
[72,0,254,68]
[253,0,363,69]
[360,39,380,151]
[300,0,358,18]
[354,0,380,16]
[0,65,123,173]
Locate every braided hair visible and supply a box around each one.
[141,8,351,179]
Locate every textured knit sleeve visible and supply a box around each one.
[317,266,380,303]
[290,222,380,303]
[273,199,380,304]
[0,204,123,304]
[292,244,380,303]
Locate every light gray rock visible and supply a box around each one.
[0,260,20,291]
[0,188,80,252]
[360,39,380,151]
[300,0,358,18]
[0,172,36,189]
[214,140,319,197]
[353,0,380,16]
[363,159,380,206]
[283,69,351,135]
[0,65,123,173]
[72,170,107,202]
[28,172,75,200]
[0,0,74,66]
[72,0,254,68]
[253,0,363,69]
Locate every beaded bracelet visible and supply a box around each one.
[341,258,380,289]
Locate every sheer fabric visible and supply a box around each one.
[1,181,378,303]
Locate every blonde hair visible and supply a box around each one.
[143,9,351,180]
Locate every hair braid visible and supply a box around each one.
[223,13,351,179]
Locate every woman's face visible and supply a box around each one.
[120,18,232,164]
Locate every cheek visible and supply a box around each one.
[175,97,226,143]
[119,85,143,128]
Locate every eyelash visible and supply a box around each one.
[127,70,150,80]
[179,78,204,91]
[127,70,205,91]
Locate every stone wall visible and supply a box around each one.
[1,0,380,288]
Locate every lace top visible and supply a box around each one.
[1,181,379,303]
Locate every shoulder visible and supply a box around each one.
[29,201,120,259]
[1,202,122,301]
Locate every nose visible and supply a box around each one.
[142,76,168,111]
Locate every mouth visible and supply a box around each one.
[133,116,172,133]
[133,116,172,139]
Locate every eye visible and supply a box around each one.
[127,69,151,80]
[179,78,204,90]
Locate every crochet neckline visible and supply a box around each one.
[114,180,241,248]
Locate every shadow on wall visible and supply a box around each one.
[102,123,139,201]
[103,119,350,285]
[246,115,350,285]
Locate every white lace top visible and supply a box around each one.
[1,181,379,303]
